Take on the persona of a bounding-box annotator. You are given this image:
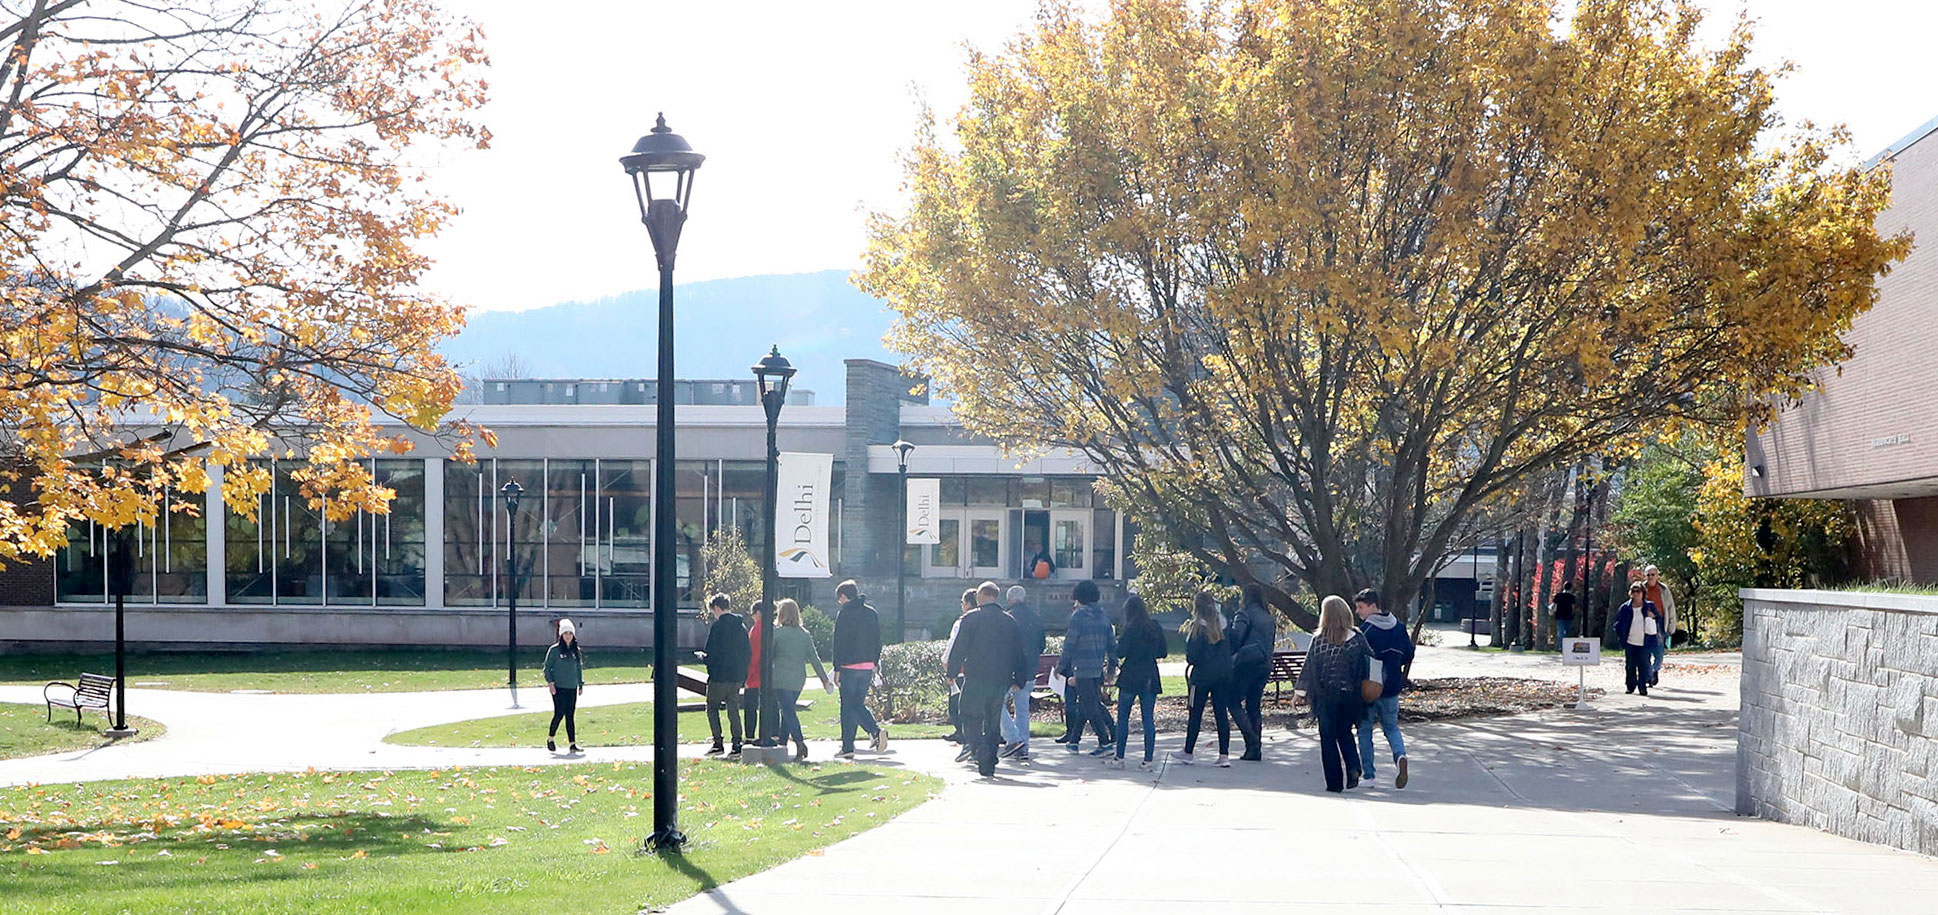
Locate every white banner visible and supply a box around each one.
[776,452,833,578]
[906,477,941,544]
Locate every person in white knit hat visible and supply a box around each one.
[543,618,586,753]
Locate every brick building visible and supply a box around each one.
[1746,115,1938,581]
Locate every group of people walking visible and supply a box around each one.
[1552,565,1679,696]
[695,580,890,761]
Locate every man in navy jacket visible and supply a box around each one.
[1614,581,1664,696]
[1354,589,1415,789]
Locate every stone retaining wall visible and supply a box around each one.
[1738,588,1938,856]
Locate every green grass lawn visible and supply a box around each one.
[0,704,164,762]
[0,760,937,915]
[0,649,655,695]
[386,698,1060,748]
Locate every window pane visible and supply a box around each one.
[939,477,966,504]
[274,464,324,605]
[930,518,960,568]
[498,460,545,605]
[966,478,1011,506]
[543,460,596,607]
[1054,519,1085,570]
[1051,478,1093,508]
[443,461,490,606]
[599,460,651,608]
[325,484,373,606]
[154,492,208,603]
[56,520,105,603]
[1091,509,1117,580]
[225,461,273,605]
[1017,477,1049,509]
[374,460,426,606]
[971,519,1000,568]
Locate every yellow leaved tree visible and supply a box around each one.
[858,0,1907,625]
[0,0,491,562]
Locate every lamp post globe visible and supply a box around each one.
[891,440,915,644]
[621,114,702,854]
[752,345,795,753]
[502,479,524,701]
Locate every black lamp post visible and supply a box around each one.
[502,479,524,706]
[104,525,137,739]
[892,440,914,644]
[622,113,703,853]
[753,345,795,751]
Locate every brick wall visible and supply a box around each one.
[0,555,53,606]
[1747,124,1938,499]
[1737,589,1938,856]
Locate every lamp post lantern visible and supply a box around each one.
[103,525,137,739]
[892,440,915,644]
[753,345,795,752]
[622,113,703,853]
[502,479,524,706]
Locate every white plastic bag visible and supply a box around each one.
[1048,670,1067,698]
[1645,617,1659,636]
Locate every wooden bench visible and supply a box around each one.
[1266,650,1307,705]
[45,673,115,724]
[1028,654,1060,704]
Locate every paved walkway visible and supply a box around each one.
[4,648,1936,913]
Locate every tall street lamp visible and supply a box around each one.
[753,345,795,753]
[892,440,915,644]
[502,479,524,707]
[622,113,703,853]
[104,524,137,739]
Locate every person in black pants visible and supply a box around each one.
[1227,583,1277,761]
[1295,595,1372,792]
[947,581,1032,777]
[1613,582,1663,696]
[1174,591,1252,767]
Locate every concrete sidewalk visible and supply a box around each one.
[664,659,1938,915]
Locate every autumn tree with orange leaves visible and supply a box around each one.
[0,0,489,563]
[859,0,1908,626]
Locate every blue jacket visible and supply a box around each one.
[1357,612,1414,698]
[1613,600,1663,649]
[1058,602,1115,679]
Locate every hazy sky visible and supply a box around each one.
[422,0,1938,313]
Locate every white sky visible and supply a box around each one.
[422,0,1938,313]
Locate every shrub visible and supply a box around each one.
[800,603,836,662]
[868,639,950,724]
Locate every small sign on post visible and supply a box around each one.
[1559,637,1600,709]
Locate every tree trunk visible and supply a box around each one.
[1528,476,1563,651]
[1555,465,1590,650]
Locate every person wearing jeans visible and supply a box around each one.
[832,580,886,757]
[1175,590,1252,767]
[1227,583,1277,761]
[1296,595,1371,793]
[1354,589,1414,788]
[1614,582,1662,697]
[1643,566,1678,686]
[1001,586,1045,760]
[770,599,831,762]
[1552,588,1578,641]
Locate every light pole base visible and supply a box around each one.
[644,828,688,854]
[103,727,139,739]
[737,745,790,765]
[1508,644,1525,653]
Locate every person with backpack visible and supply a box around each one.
[1227,583,1277,761]
[1173,590,1252,767]
[1295,595,1374,792]
[1001,584,1046,761]
[1058,579,1117,756]
[1108,594,1168,769]
[700,593,751,756]
[1353,589,1414,789]
[542,618,585,754]
[832,579,887,758]
[946,581,1033,778]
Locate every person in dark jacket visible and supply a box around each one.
[542,618,586,754]
[1552,587,1579,640]
[1614,582,1663,696]
[1227,583,1277,761]
[1174,590,1251,767]
[1058,579,1117,755]
[700,593,750,756]
[946,581,1033,777]
[1353,589,1415,789]
[943,588,976,749]
[1002,585,1046,760]
[1295,595,1373,792]
[832,579,887,757]
[1109,594,1168,768]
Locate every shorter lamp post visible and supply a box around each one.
[104,525,138,739]
[502,479,524,708]
[753,345,795,753]
[892,440,914,644]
